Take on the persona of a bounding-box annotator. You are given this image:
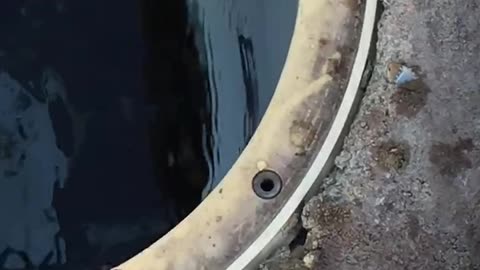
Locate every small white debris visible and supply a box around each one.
[303,251,321,269]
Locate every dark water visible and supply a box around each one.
[0,0,208,269]
[186,0,297,195]
[0,0,297,268]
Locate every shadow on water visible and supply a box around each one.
[0,0,297,268]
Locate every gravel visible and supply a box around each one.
[260,0,480,269]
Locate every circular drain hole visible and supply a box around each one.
[252,170,282,199]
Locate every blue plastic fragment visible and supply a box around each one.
[395,66,417,86]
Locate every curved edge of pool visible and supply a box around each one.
[116,0,377,269]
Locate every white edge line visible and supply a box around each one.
[227,0,378,269]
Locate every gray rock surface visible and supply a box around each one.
[260,0,480,269]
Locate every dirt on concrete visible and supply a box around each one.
[374,140,410,171]
[259,0,480,269]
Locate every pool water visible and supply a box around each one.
[0,0,296,268]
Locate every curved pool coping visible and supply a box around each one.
[116,0,377,269]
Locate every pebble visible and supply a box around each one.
[335,151,352,169]
[303,251,321,269]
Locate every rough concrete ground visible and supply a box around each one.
[260,0,480,269]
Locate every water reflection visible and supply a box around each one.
[0,1,175,268]
[0,0,297,268]
[187,0,297,196]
